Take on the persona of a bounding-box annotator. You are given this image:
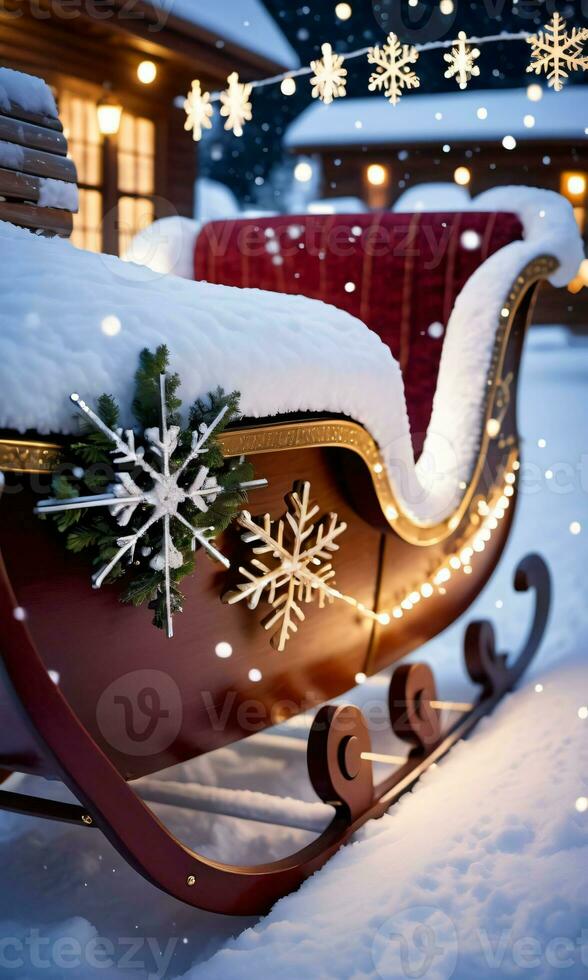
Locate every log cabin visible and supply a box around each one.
[0,0,298,254]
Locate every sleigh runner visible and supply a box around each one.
[0,68,583,915]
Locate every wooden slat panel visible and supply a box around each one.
[0,139,76,182]
[0,97,63,133]
[0,165,39,202]
[0,113,67,156]
[0,200,72,236]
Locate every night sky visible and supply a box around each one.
[200,1,588,204]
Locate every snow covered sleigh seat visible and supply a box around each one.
[194,208,526,456]
[0,74,583,918]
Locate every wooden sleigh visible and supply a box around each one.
[0,76,564,916]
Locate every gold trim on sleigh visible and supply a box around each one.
[0,256,558,546]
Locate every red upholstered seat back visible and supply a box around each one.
[194,211,523,453]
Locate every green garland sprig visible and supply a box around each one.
[48,345,253,630]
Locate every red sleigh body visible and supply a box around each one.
[0,86,556,915]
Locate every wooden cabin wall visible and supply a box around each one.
[0,4,201,241]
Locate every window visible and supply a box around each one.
[118,114,156,255]
[560,171,587,234]
[59,91,103,252]
[59,89,157,255]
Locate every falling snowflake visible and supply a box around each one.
[223,481,348,652]
[444,31,481,90]
[310,42,348,103]
[526,12,588,92]
[37,377,265,638]
[367,32,420,106]
[184,79,213,142]
[220,71,253,136]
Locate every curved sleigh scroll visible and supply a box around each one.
[465,553,551,698]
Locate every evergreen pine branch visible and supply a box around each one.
[132,345,182,430]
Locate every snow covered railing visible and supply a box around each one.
[0,67,78,238]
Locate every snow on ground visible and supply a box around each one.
[0,326,586,978]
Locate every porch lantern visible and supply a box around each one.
[96,91,123,136]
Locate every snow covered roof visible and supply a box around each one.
[285,86,588,149]
[148,0,299,71]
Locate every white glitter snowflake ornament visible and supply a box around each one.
[220,71,253,136]
[184,79,213,142]
[223,481,347,651]
[527,13,588,92]
[444,32,481,90]
[36,376,266,638]
[367,32,420,106]
[310,42,348,103]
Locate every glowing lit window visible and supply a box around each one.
[561,171,587,233]
[118,115,156,253]
[118,115,155,196]
[59,91,103,252]
[118,196,155,257]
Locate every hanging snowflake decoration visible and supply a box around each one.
[310,42,348,104]
[184,79,213,142]
[36,347,265,638]
[444,32,481,90]
[526,13,588,92]
[367,32,421,106]
[220,71,253,136]
[222,481,353,652]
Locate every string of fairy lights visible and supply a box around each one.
[183,13,588,140]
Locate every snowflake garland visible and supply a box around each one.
[526,12,588,92]
[184,79,213,142]
[37,357,265,639]
[220,71,253,137]
[367,32,421,106]
[444,31,481,90]
[310,42,348,104]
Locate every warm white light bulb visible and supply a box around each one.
[335,2,352,19]
[366,163,388,186]
[137,61,157,84]
[527,83,543,102]
[294,161,313,183]
[454,166,471,186]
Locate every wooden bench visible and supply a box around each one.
[0,78,77,238]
